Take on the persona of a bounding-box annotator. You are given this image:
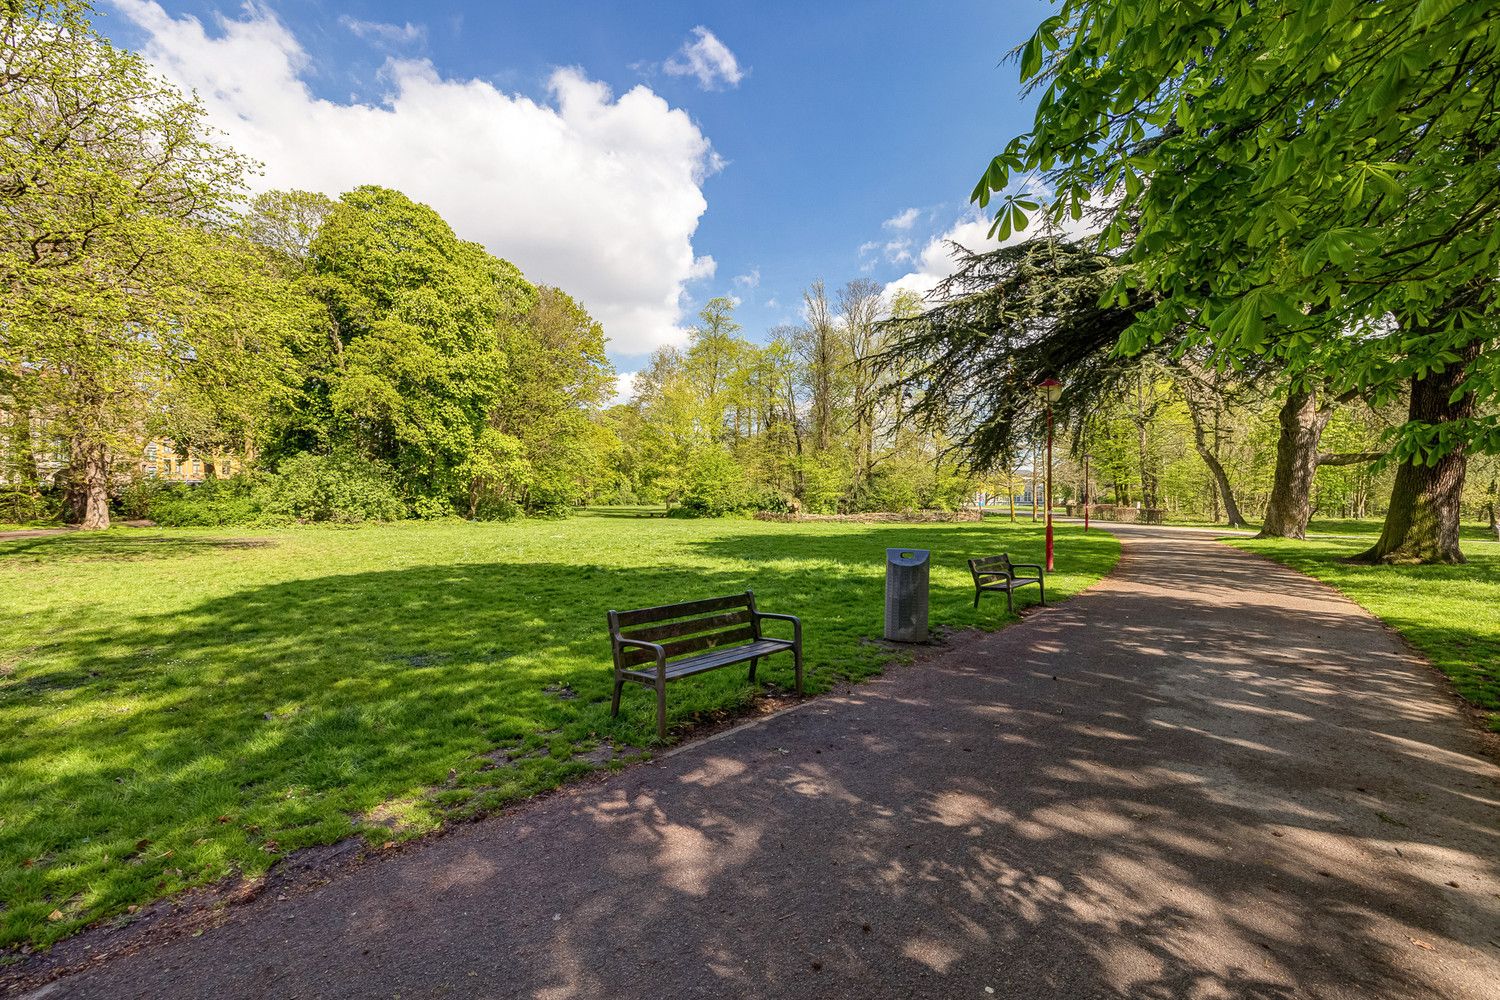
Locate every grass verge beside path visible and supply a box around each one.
[1231,530,1500,733]
[0,512,1118,952]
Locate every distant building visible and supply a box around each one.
[140,441,240,484]
[0,417,239,487]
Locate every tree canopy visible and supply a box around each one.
[975,0,1499,449]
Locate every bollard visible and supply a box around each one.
[884,548,930,642]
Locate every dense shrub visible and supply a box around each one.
[523,483,575,519]
[0,483,58,523]
[257,452,406,524]
[470,497,522,521]
[151,493,261,526]
[145,476,266,527]
[675,447,751,517]
[753,490,799,515]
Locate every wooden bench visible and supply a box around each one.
[608,591,802,739]
[968,554,1045,613]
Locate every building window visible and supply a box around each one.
[145,443,158,460]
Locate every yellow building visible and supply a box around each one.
[142,441,241,483]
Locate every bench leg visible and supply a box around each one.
[747,656,759,683]
[973,589,981,610]
[1006,587,1014,614]
[1039,578,1045,605]
[610,674,624,717]
[793,645,804,695]
[655,680,668,741]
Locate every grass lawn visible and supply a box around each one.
[0,511,1118,952]
[1231,522,1500,732]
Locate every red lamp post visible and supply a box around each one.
[1037,378,1063,572]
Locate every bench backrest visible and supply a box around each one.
[969,554,1013,579]
[608,592,758,667]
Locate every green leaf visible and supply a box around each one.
[1020,35,1044,80]
[1412,0,1462,31]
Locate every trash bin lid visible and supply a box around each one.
[886,547,930,566]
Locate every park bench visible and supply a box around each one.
[608,591,803,739]
[968,554,1045,613]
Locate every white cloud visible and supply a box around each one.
[884,215,1000,301]
[687,255,717,280]
[610,371,639,405]
[732,267,760,289]
[112,1,721,355]
[885,183,1102,302]
[338,16,425,47]
[882,207,920,231]
[663,27,744,90]
[857,237,914,271]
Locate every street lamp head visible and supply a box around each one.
[1037,377,1063,404]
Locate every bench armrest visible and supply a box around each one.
[1008,563,1044,575]
[753,611,802,644]
[615,637,667,677]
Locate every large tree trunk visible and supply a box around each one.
[1488,480,1499,542]
[1183,390,1249,527]
[1188,407,1248,530]
[67,438,112,530]
[1259,386,1332,539]
[1354,342,1479,564]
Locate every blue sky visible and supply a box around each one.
[102,1,1049,377]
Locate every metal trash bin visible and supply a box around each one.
[884,547,930,642]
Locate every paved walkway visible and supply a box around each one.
[19,526,1500,999]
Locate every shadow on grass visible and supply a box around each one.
[1233,536,1500,727]
[1301,517,1499,545]
[0,532,276,564]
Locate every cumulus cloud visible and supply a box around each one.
[663,27,744,90]
[884,184,1103,302]
[111,0,721,355]
[732,267,760,289]
[883,215,1001,301]
[882,207,920,231]
[338,16,425,47]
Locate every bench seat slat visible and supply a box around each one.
[977,579,1039,590]
[621,608,753,643]
[621,638,794,681]
[620,625,758,666]
[615,592,752,627]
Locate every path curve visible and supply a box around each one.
[14,525,1499,999]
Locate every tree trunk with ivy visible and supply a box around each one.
[1354,342,1479,565]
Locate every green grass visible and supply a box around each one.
[0,511,1119,951]
[1231,522,1500,732]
